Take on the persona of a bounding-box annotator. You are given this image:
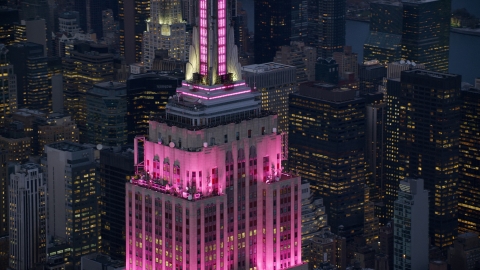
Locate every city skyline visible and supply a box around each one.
[0,0,479,269]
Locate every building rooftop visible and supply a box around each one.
[296,82,361,103]
[242,62,295,73]
[372,0,402,6]
[82,253,125,269]
[47,141,89,152]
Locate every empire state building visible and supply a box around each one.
[124,0,307,268]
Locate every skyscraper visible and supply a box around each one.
[125,0,307,267]
[142,0,189,70]
[8,42,49,112]
[393,178,429,270]
[0,45,17,127]
[288,83,366,239]
[74,0,105,38]
[63,43,114,142]
[254,0,292,63]
[119,0,150,64]
[384,70,461,248]
[458,87,480,235]
[44,142,100,269]
[317,0,346,58]
[273,42,317,83]
[126,71,181,142]
[242,62,296,136]
[363,1,403,64]
[0,150,7,236]
[0,8,20,46]
[358,60,387,95]
[99,147,135,260]
[364,0,450,72]
[8,163,47,270]
[86,81,127,146]
[401,0,448,72]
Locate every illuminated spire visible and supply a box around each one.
[185,0,241,85]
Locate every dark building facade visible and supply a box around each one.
[384,70,461,249]
[317,0,346,58]
[74,0,105,38]
[86,81,127,146]
[363,1,402,64]
[63,43,114,143]
[0,8,19,46]
[364,0,450,72]
[458,87,480,236]
[119,0,149,64]
[254,0,291,63]
[8,42,50,112]
[401,0,448,73]
[126,72,182,142]
[288,83,365,239]
[358,61,387,95]
[315,57,339,84]
[98,147,135,260]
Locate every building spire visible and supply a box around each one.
[185,0,241,85]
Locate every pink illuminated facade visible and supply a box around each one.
[125,0,306,268]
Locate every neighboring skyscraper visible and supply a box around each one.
[447,232,480,270]
[288,83,366,238]
[63,43,114,142]
[317,0,346,58]
[315,57,339,84]
[34,113,79,155]
[13,18,47,56]
[333,46,358,81]
[242,62,296,136]
[358,60,387,95]
[0,235,7,270]
[305,228,347,270]
[365,99,386,216]
[126,71,181,142]
[142,0,189,70]
[254,0,292,63]
[401,0,448,72]
[0,45,17,127]
[102,9,119,47]
[0,130,31,162]
[273,41,316,83]
[20,0,53,55]
[378,222,394,270]
[44,142,100,269]
[364,0,449,72]
[74,0,105,38]
[363,1,402,64]
[393,178,429,270]
[8,42,50,112]
[125,0,307,268]
[8,163,46,270]
[363,186,379,247]
[384,70,461,249]
[233,1,253,66]
[58,11,81,35]
[0,150,7,236]
[300,181,329,265]
[386,60,425,80]
[98,147,135,260]
[0,8,20,46]
[86,81,127,146]
[458,87,480,235]
[119,0,150,64]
